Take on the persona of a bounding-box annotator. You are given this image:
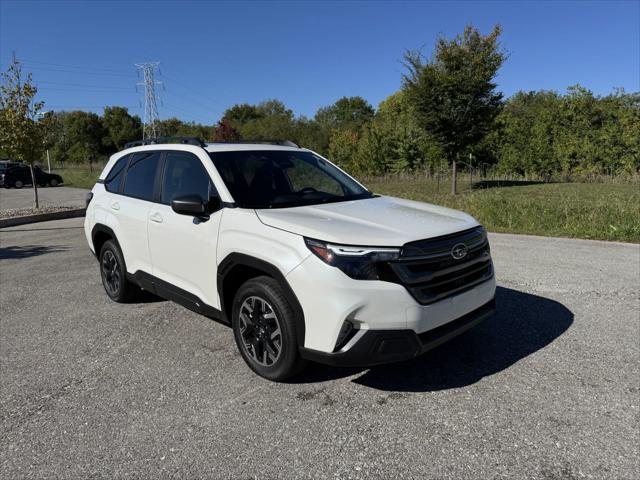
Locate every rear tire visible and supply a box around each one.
[49,178,59,187]
[232,276,306,381]
[99,240,137,303]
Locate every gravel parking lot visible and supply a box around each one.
[0,218,638,479]
[0,186,88,211]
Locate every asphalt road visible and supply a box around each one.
[1,218,638,479]
[0,186,88,211]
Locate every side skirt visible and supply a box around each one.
[127,270,225,322]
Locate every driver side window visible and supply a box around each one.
[161,152,216,205]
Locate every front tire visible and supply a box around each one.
[99,240,137,303]
[14,180,23,188]
[232,276,305,381]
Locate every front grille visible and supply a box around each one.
[382,226,493,305]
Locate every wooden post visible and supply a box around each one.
[451,155,458,195]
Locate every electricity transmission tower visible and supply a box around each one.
[135,62,162,139]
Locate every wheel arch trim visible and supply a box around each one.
[91,224,120,256]
[217,253,306,346]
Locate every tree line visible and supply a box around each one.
[2,25,639,187]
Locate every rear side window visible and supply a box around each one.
[104,155,129,193]
[123,151,161,201]
[161,151,215,204]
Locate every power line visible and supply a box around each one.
[12,66,135,77]
[135,62,162,139]
[0,55,133,75]
[163,102,201,118]
[37,80,134,90]
[38,87,137,94]
[44,105,141,110]
[163,89,222,115]
[162,73,225,111]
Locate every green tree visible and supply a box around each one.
[233,100,297,141]
[293,116,330,154]
[0,59,45,207]
[315,96,374,131]
[63,111,105,165]
[328,129,359,171]
[403,24,506,193]
[353,124,387,175]
[223,103,263,125]
[157,117,184,137]
[372,91,446,174]
[155,117,213,139]
[101,106,141,151]
[496,90,560,178]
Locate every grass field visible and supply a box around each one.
[364,177,640,243]
[55,167,639,243]
[55,167,102,190]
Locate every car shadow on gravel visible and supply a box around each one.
[295,286,574,392]
[0,244,69,260]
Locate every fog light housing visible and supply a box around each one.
[334,320,356,352]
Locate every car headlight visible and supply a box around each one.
[304,238,400,280]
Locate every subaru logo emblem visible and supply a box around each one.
[451,243,468,260]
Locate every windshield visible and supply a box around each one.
[209,150,373,209]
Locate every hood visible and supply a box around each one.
[255,195,479,246]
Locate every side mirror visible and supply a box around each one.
[171,195,206,217]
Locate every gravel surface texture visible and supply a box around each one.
[0,186,88,212]
[0,218,638,479]
[0,205,81,220]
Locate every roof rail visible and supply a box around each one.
[124,136,206,149]
[210,140,300,148]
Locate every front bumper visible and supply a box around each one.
[299,297,495,367]
[287,251,496,353]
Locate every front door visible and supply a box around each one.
[147,150,222,309]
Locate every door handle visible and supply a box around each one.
[149,212,163,223]
[110,201,120,211]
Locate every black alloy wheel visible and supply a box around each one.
[232,276,305,381]
[99,240,137,303]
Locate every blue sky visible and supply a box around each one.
[1,0,638,124]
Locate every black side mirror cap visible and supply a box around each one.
[208,195,221,213]
[171,195,206,216]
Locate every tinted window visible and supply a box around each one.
[104,155,129,193]
[161,152,216,204]
[209,150,371,209]
[123,151,160,201]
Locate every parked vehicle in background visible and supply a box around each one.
[84,137,496,381]
[0,164,63,188]
[0,160,23,174]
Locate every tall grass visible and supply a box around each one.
[53,168,101,190]
[51,162,640,243]
[365,178,640,243]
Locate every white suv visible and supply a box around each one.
[84,137,496,381]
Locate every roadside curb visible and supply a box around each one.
[0,208,86,228]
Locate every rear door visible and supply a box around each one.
[115,151,162,275]
[147,150,222,309]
